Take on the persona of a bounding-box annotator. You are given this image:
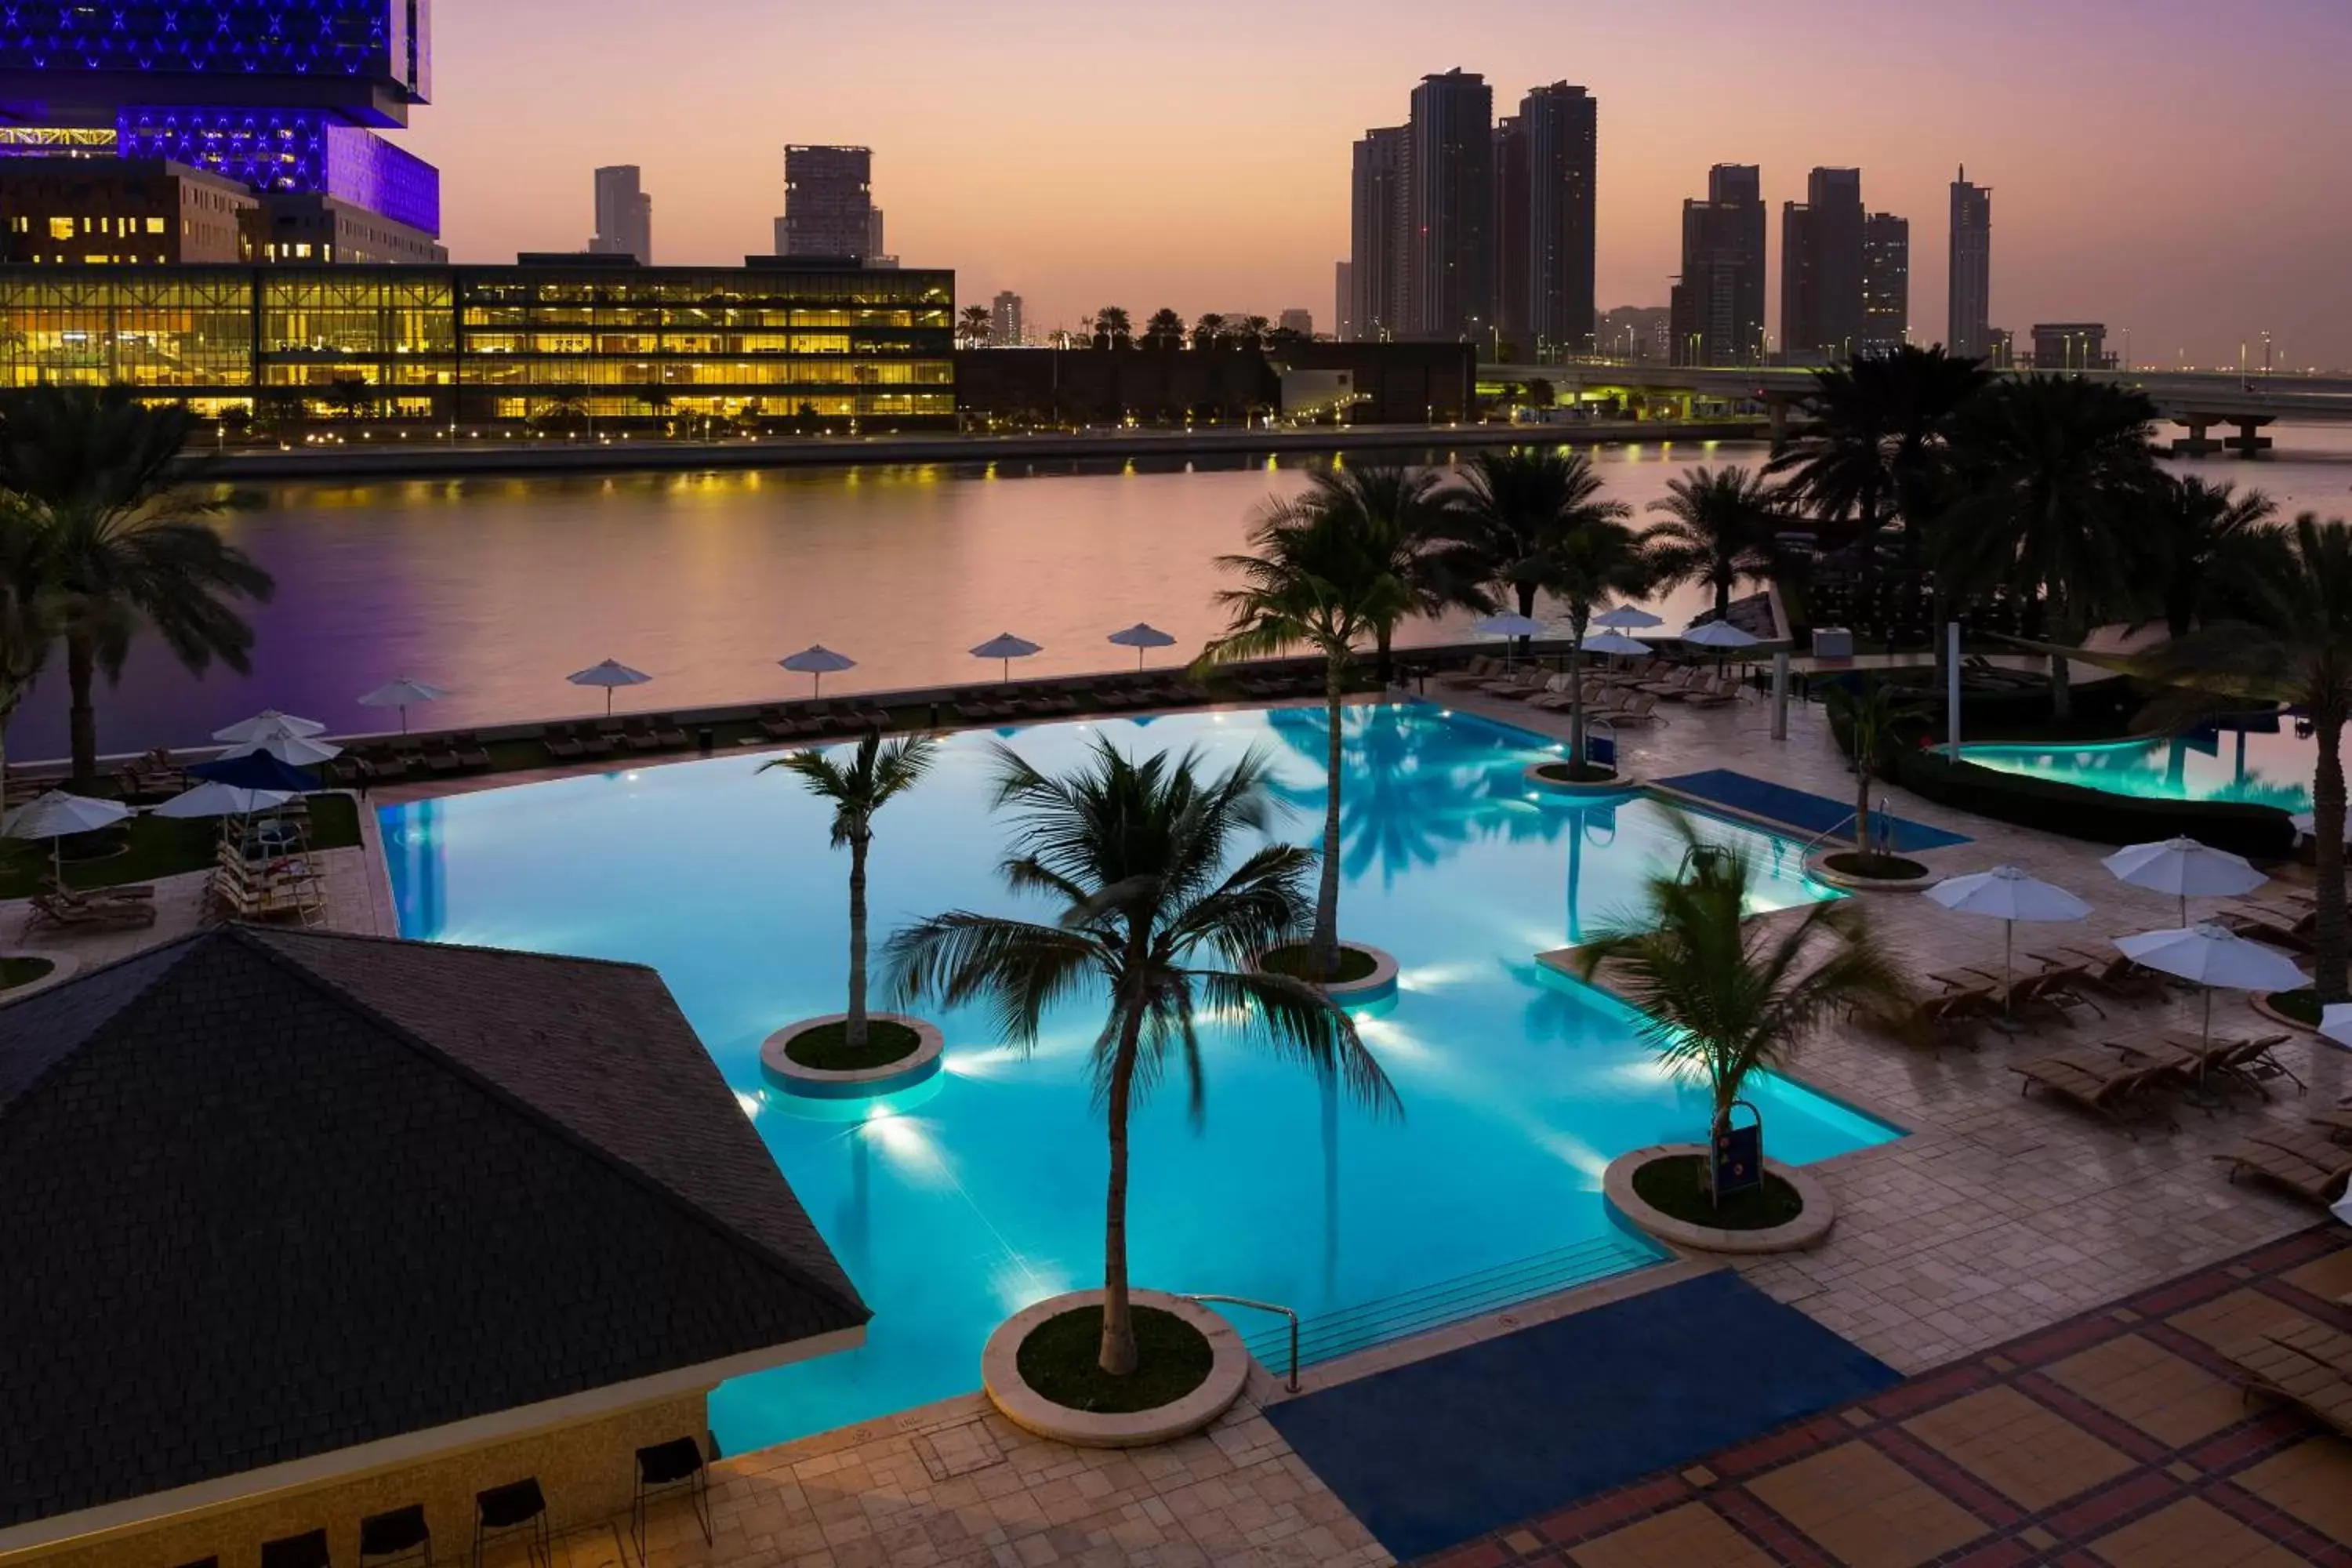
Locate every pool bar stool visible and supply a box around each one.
[470,1478,549,1568]
[359,1504,432,1568]
[629,1436,711,1563]
[261,1530,330,1568]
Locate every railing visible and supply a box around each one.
[1185,1294,1300,1393]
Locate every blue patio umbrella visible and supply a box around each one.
[191,751,323,793]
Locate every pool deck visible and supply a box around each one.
[7,687,2349,1565]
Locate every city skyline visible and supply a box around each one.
[402,1,2351,365]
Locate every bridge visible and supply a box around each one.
[1477,362,2352,456]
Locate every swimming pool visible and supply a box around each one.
[1962,727,2314,811]
[380,704,1899,1451]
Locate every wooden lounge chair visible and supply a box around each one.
[543,728,586,761]
[2225,1321,2352,1436]
[2214,1131,2352,1204]
[28,888,160,934]
[648,715,690,748]
[450,732,492,770]
[2041,944,2170,1005]
[2005,964,2105,1029]
[1434,657,1504,687]
[2012,1049,2182,1136]
[2218,907,2313,954]
[1606,691,1664,724]
[574,723,615,759]
[2307,1106,2352,1140]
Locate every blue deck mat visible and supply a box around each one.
[1656,768,1971,851]
[1264,1271,1901,1562]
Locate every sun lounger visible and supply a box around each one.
[2012,1049,2182,1135]
[1605,691,1663,724]
[1434,657,1504,687]
[2226,1321,2352,1436]
[449,732,492,770]
[28,889,160,934]
[2218,908,2313,954]
[2214,1132,2352,1204]
[2005,964,2105,1029]
[2041,945,2170,1005]
[2307,1107,2352,1141]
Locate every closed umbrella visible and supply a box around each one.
[971,632,1042,683]
[357,678,448,735]
[222,720,342,768]
[2102,837,2267,927]
[1106,622,1178,670]
[3,789,132,881]
[212,710,325,744]
[2114,924,2307,1071]
[779,645,857,697]
[1594,605,1664,630]
[568,658,653,716]
[153,782,297,819]
[190,751,322,794]
[1926,866,2092,1023]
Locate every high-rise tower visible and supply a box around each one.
[1668,164,1764,365]
[590,165,652,263]
[1782,167,1865,359]
[1516,82,1597,360]
[1948,167,1993,358]
[1861,212,1909,353]
[778,145,875,260]
[1347,126,1406,340]
[1403,69,1495,343]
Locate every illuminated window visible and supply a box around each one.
[146,217,166,234]
[48,217,72,241]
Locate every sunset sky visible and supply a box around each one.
[405,0,2352,366]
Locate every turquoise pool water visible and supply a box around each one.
[1962,728,2313,811]
[380,704,1898,1450]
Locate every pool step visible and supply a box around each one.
[1228,1233,1664,1374]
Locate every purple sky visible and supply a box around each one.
[404,0,2352,366]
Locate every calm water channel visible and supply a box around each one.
[12,428,2352,760]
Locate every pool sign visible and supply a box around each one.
[1712,1100,1764,1196]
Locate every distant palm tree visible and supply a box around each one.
[1197,484,1417,979]
[1315,463,1482,683]
[1940,375,2162,717]
[1823,677,1926,857]
[2142,474,2278,638]
[764,731,940,1052]
[1646,466,1782,621]
[1093,306,1133,346]
[2140,514,2352,1000]
[884,740,1396,1374]
[0,387,273,788]
[957,305,993,348]
[0,497,54,800]
[1191,312,1226,349]
[1573,815,1907,1191]
[1142,308,1186,350]
[1239,315,1272,347]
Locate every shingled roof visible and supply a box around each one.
[0,927,869,1532]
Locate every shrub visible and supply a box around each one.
[1894,746,2296,859]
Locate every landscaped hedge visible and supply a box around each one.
[1893,746,2297,860]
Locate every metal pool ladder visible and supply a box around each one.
[1184,1294,1300,1392]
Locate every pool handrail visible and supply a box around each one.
[1184,1293,1300,1392]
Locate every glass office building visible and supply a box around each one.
[0,260,956,426]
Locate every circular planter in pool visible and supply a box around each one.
[1803,849,1938,893]
[760,1013,945,1098]
[2250,990,2322,1038]
[1603,1143,1835,1256]
[1256,942,1399,1006]
[982,1288,1251,1448]
[1523,761,1641,797]
[0,950,75,1000]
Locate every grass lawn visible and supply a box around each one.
[2263,988,2321,1027]
[0,956,55,991]
[1016,1305,1214,1414]
[783,1017,923,1070]
[1260,942,1380,985]
[1632,1153,1806,1232]
[0,794,361,900]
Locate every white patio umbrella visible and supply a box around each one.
[2335,1182,2352,1229]
[2114,924,2307,1067]
[2102,837,2267,927]
[568,658,653,716]
[212,709,326,744]
[971,633,1042,683]
[222,719,343,767]
[1106,622,1178,669]
[1582,631,1653,658]
[3,789,132,881]
[1682,620,1761,650]
[2318,1003,2352,1052]
[1594,605,1665,630]
[152,782,297,819]
[1926,866,2093,1020]
[357,677,448,735]
[780,645,857,697]
[1475,612,1545,672]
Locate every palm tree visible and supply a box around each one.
[2141,474,2278,638]
[1239,315,1271,348]
[1823,677,1926,858]
[1940,375,2161,718]
[884,740,1396,1374]
[0,496,54,802]
[1191,313,1226,349]
[0,387,274,788]
[1196,485,1416,979]
[1646,466,1782,621]
[2140,515,2352,1000]
[957,305,993,348]
[1142,308,1186,350]
[1093,306,1133,347]
[1316,463,1483,684]
[1573,816,1908,1190]
[763,731,940,1051]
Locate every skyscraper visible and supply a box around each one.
[991,290,1025,347]
[589,165,652,262]
[1403,69,1495,343]
[1348,125,1406,341]
[1668,164,1764,365]
[1279,307,1315,338]
[1861,212,1909,352]
[779,145,874,259]
[1492,114,1530,354]
[1948,167,1993,358]
[1782,167,1865,359]
[1519,82,1597,361]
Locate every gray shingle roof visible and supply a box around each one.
[0,927,869,1531]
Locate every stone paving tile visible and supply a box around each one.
[2086,1496,2309,1567]
[1562,1501,1774,1567]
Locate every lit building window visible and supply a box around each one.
[48,217,72,240]
[146,217,166,234]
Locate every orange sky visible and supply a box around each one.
[402,0,2352,366]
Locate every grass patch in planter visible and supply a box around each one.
[1632,1152,1806,1232]
[1535,762,1619,785]
[783,1018,923,1070]
[0,956,55,992]
[1821,851,1929,880]
[1259,942,1379,985]
[1015,1305,1214,1414]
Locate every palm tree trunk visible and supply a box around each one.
[1374,624,1395,688]
[1516,582,1539,655]
[2048,612,2074,724]
[65,630,97,791]
[846,833,870,1051]
[1567,637,1587,767]
[1098,994,1147,1376]
[2313,709,2347,1003]
[1714,570,1731,622]
[1853,765,1872,856]
[1312,651,1345,979]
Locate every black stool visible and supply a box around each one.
[359,1504,432,1568]
[261,1530,329,1568]
[471,1479,548,1568]
[629,1436,710,1564]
